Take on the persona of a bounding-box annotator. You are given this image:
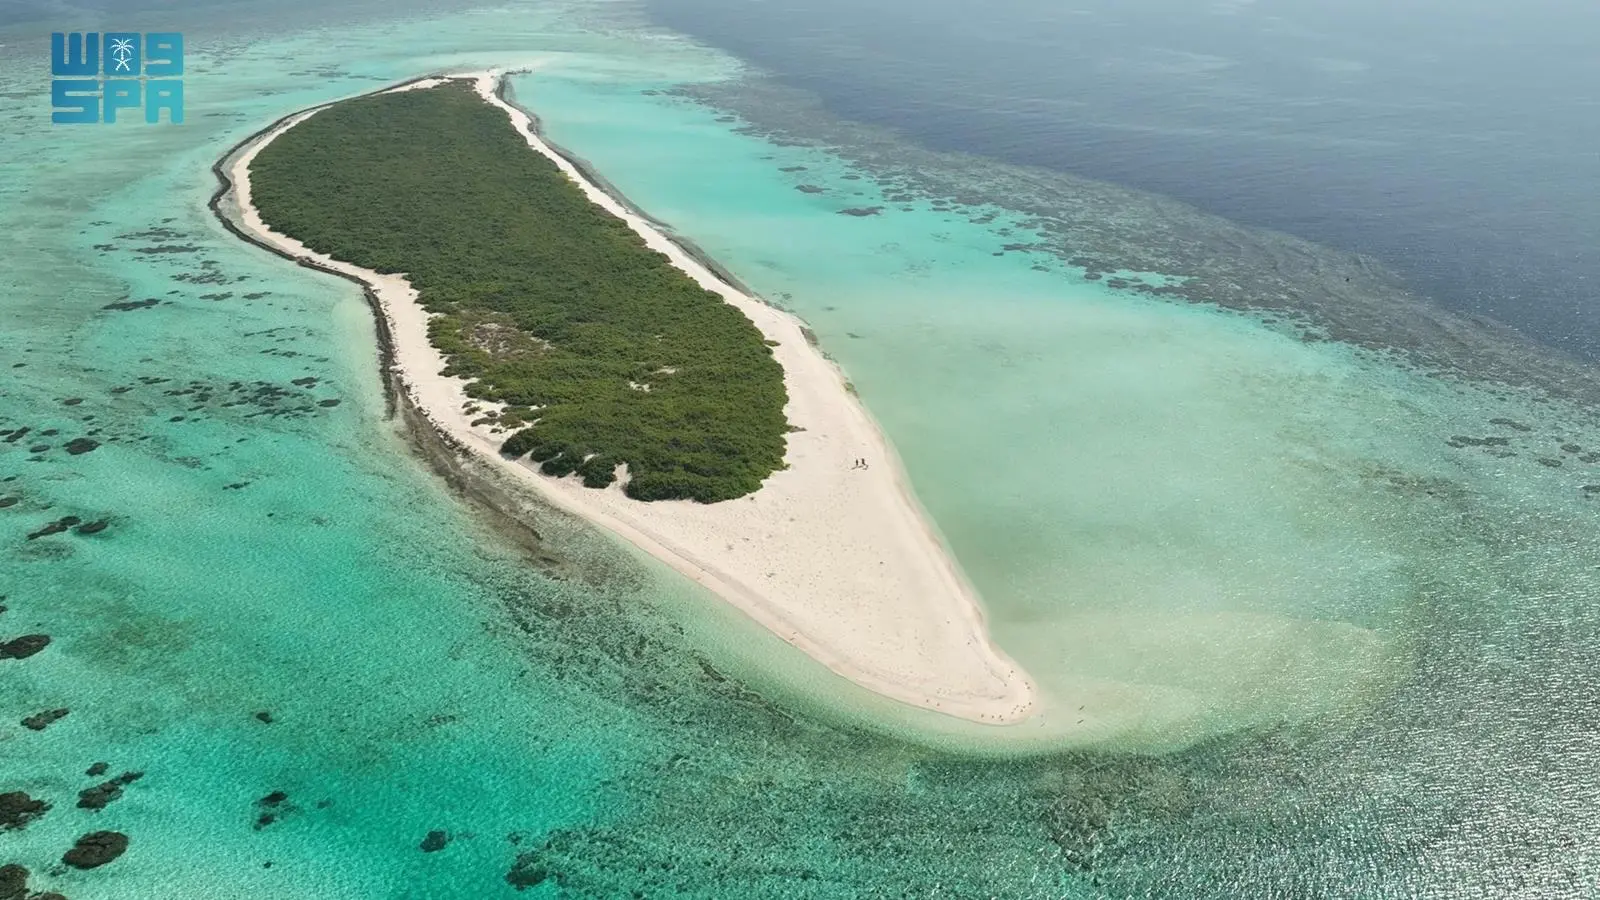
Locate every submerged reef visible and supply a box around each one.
[61,832,127,870]
[678,77,1600,408]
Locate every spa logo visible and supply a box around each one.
[51,32,184,124]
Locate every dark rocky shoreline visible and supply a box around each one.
[204,74,453,421]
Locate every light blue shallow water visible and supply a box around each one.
[0,6,733,896]
[512,61,1600,744]
[4,1,1600,897]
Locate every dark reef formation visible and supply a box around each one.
[505,850,553,891]
[0,635,50,660]
[77,773,141,812]
[20,709,68,732]
[254,790,289,829]
[0,864,59,900]
[0,864,25,899]
[25,519,78,541]
[0,793,49,832]
[101,298,162,311]
[62,832,128,869]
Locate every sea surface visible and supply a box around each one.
[2,0,1599,897]
[646,0,1600,362]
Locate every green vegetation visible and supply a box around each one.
[249,80,788,502]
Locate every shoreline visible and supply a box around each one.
[211,71,1037,725]
[492,77,764,302]
[206,71,450,419]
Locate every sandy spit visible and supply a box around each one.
[217,70,1037,725]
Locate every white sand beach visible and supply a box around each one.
[222,71,1037,724]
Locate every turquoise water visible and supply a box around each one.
[5,0,1600,896]
[512,63,1600,747]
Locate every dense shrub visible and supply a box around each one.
[251,81,788,502]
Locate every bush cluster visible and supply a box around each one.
[250,81,788,502]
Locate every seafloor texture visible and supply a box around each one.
[2,0,1599,897]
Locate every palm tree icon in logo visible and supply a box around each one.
[110,38,136,73]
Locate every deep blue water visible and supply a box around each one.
[645,0,1600,360]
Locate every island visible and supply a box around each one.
[215,72,1034,724]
